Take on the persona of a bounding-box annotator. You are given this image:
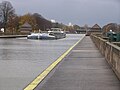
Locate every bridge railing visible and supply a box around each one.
[91,34,120,80]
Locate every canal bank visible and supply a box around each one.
[0,35,27,38]
[0,34,85,90]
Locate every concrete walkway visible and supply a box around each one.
[36,36,120,90]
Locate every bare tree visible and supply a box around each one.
[0,1,15,33]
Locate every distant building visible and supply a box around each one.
[76,27,86,34]
[76,24,102,35]
[19,22,32,34]
[68,22,73,26]
[86,24,102,35]
[76,25,91,34]
[91,24,101,30]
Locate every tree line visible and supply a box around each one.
[0,1,81,35]
[0,1,53,34]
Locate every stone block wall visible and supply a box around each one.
[91,34,120,80]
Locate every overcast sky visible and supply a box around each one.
[2,0,120,26]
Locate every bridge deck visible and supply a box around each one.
[36,36,120,90]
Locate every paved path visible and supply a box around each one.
[36,36,120,90]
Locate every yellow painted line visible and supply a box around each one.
[24,35,85,90]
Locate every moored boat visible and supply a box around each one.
[27,28,66,40]
[27,33,56,40]
[48,28,66,39]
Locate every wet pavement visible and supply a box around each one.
[0,34,84,90]
[36,36,120,90]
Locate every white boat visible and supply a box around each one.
[48,28,66,39]
[27,28,66,40]
[27,33,56,40]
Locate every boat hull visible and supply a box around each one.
[27,33,56,40]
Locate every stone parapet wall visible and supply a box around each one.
[91,34,120,80]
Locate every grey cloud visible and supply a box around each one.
[3,0,120,26]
